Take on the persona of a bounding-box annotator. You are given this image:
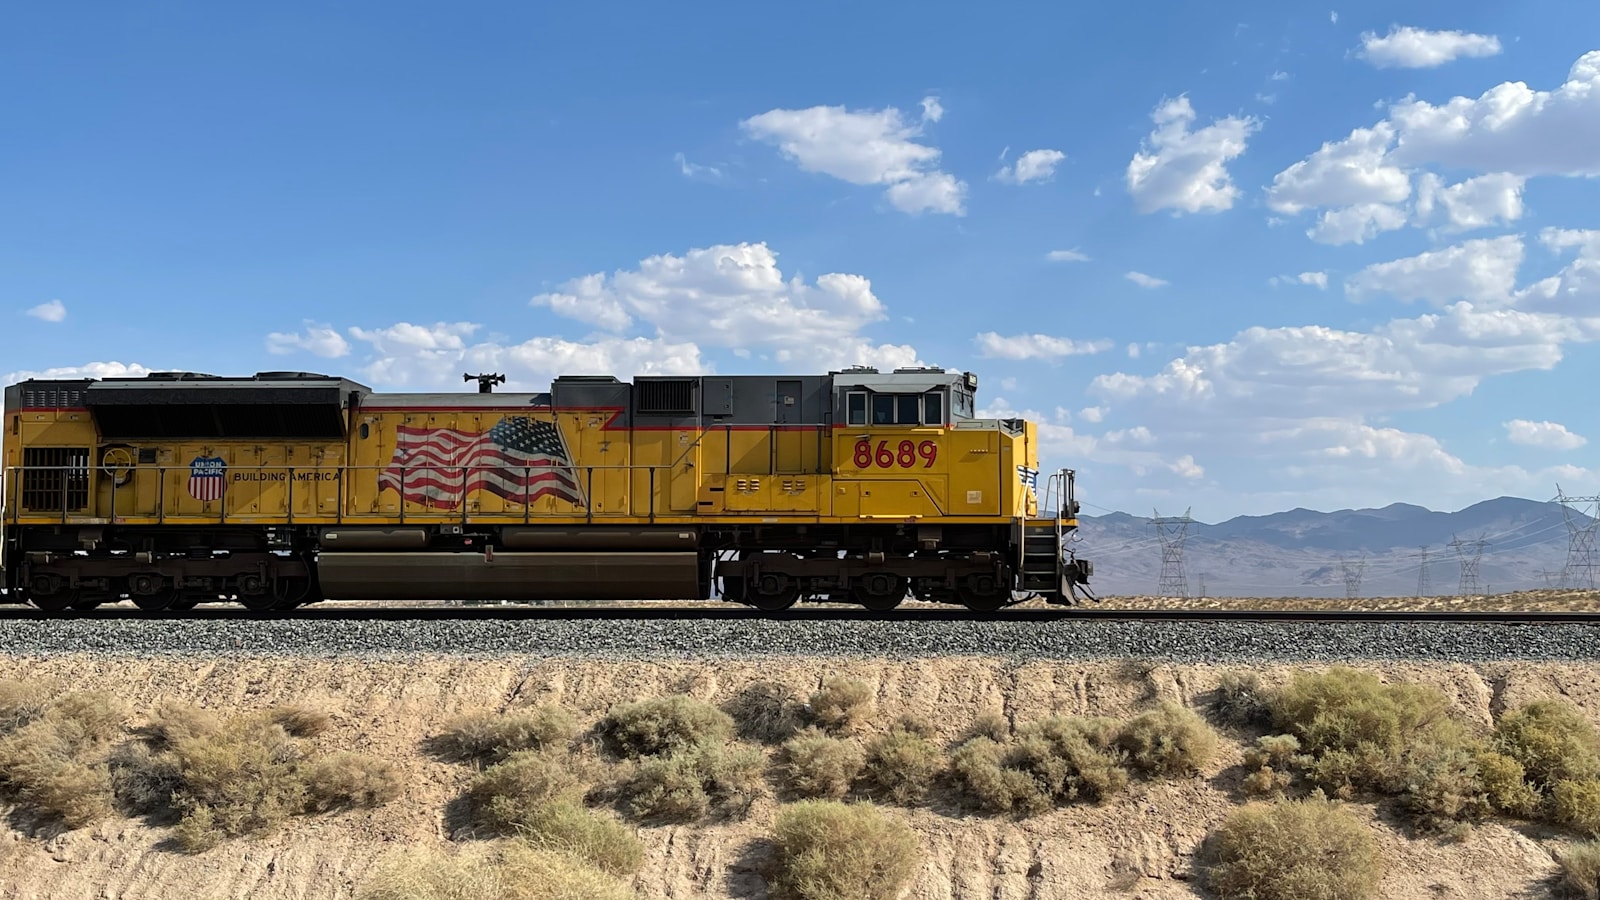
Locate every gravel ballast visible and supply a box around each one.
[1,616,1599,661]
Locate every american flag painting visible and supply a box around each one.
[377,417,585,510]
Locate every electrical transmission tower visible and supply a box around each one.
[1554,485,1600,590]
[1449,533,1488,596]
[1416,546,1431,597]
[1339,554,1366,600]
[1151,508,1194,598]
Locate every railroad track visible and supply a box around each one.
[4,604,1600,624]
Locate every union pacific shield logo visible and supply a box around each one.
[188,455,226,502]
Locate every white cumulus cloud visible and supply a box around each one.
[3,361,154,386]
[1505,419,1587,450]
[1270,272,1330,289]
[974,332,1113,360]
[1267,51,1600,242]
[266,322,351,358]
[1344,235,1524,307]
[1126,271,1169,288]
[995,149,1066,185]
[1357,25,1502,69]
[740,96,966,215]
[26,299,66,322]
[1126,96,1259,215]
[1046,248,1091,262]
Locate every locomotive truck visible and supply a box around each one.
[1,366,1092,613]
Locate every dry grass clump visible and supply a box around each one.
[622,742,764,822]
[1255,667,1538,831]
[807,678,873,736]
[111,701,399,852]
[1210,672,1271,729]
[857,726,942,806]
[429,706,578,764]
[1555,840,1600,900]
[949,704,1217,817]
[0,681,125,828]
[1203,795,1381,900]
[357,841,634,900]
[450,741,642,877]
[600,695,733,758]
[780,727,864,800]
[725,681,809,744]
[1117,700,1219,777]
[1247,669,1600,833]
[949,715,1128,816]
[764,800,920,900]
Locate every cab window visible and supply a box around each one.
[923,391,943,425]
[846,392,867,425]
[872,394,895,424]
[896,394,919,424]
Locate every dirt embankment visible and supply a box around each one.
[2,655,1598,900]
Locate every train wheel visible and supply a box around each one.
[851,574,907,612]
[29,590,78,613]
[749,572,800,612]
[957,573,1009,612]
[131,590,178,612]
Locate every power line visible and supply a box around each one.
[1555,484,1600,590]
[1339,553,1366,600]
[1416,546,1431,597]
[1151,507,1194,599]
[1449,533,1488,596]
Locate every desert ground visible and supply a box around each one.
[1,647,1598,900]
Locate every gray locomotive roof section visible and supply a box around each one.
[357,393,554,408]
[831,369,971,393]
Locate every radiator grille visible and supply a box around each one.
[20,386,86,408]
[637,380,694,415]
[21,447,90,512]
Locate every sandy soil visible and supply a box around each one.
[1,655,1596,899]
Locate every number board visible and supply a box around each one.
[851,437,938,469]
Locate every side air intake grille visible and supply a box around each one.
[637,380,695,415]
[20,386,86,408]
[21,447,90,511]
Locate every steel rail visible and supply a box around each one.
[2,605,1600,624]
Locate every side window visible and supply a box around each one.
[846,392,867,425]
[896,394,919,424]
[923,391,943,425]
[872,394,895,424]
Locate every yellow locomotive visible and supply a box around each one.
[2,367,1092,613]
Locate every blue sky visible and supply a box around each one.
[5,1,1600,520]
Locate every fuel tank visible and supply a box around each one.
[315,551,701,601]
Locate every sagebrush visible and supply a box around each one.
[764,800,920,900]
[1204,795,1381,900]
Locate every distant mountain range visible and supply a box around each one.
[1073,497,1597,598]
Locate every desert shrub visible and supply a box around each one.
[1240,735,1302,798]
[765,800,920,900]
[512,801,642,876]
[966,712,1009,742]
[113,702,399,852]
[1117,700,1219,777]
[463,750,584,834]
[891,713,937,738]
[1212,672,1271,728]
[430,707,578,764]
[807,678,873,736]
[622,742,763,822]
[304,752,403,812]
[857,728,942,805]
[0,688,125,827]
[261,704,332,738]
[1555,779,1600,838]
[947,716,1129,817]
[137,700,223,747]
[726,681,807,744]
[1261,667,1521,830]
[780,728,864,799]
[0,679,54,733]
[1556,840,1600,900]
[1204,795,1381,900]
[600,695,733,759]
[1494,700,1600,787]
[357,841,634,900]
